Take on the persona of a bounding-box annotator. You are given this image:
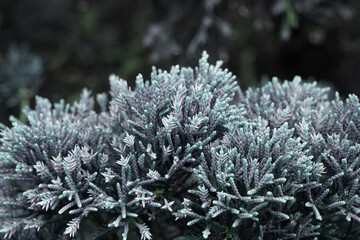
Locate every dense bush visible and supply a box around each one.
[1,53,360,239]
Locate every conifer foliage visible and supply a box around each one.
[1,53,360,239]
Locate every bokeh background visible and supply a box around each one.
[0,0,359,124]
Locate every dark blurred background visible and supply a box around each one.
[0,0,359,124]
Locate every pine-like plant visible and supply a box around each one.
[1,52,360,239]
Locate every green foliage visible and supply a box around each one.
[1,52,360,239]
[1,0,358,115]
[0,45,43,108]
[0,45,43,123]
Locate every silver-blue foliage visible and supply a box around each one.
[1,52,360,239]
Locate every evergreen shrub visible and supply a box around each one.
[1,52,360,239]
